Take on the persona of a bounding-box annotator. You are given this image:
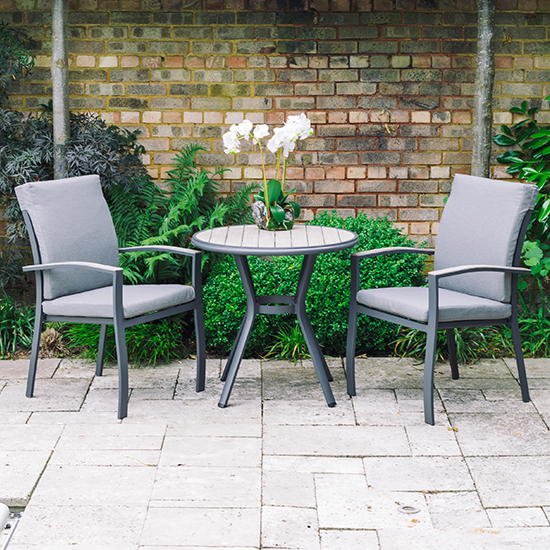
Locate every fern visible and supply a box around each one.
[106,143,257,286]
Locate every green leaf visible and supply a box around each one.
[289,201,301,218]
[270,204,285,223]
[501,125,513,137]
[266,179,282,206]
[493,134,516,146]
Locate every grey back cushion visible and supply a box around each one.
[15,175,120,300]
[434,174,538,303]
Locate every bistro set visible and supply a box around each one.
[14,173,537,425]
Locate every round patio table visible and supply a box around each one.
[191,224,359,408]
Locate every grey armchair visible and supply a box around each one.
[345,174,538,425]
[15,175,206,419]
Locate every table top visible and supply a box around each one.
[191,224,359,256]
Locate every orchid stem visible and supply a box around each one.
[258,140,270,220]
[282,156,287,195]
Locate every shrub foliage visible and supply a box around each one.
[203,211,426,357]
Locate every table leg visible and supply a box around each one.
[221,316,246,382]
[296,254,336,407]
[218,255,258,408]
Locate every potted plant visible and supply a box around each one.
[222,114,313,231]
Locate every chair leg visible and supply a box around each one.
[345,306,358,397]
[113,319,129,420]
[423,327,438,426]
[96,324,108,377]
[26,307,44,398]
[194,305,206,393]
[511,316,530,403]
[446,328,459,380]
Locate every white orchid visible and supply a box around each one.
[221,114,313,225]
[253,124,270,140]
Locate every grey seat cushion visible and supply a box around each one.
[42,284,195,319]
[356,287,512,324]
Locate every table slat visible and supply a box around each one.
[226,225,245,247]
[275,229,292,248]
[306,225,325,247]
[258,228,276,248]
[209,226,229,245]
[321,226,341,244]
[290,224,308,248]
[243,224,260,248]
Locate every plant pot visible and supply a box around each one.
[252,201,295,231]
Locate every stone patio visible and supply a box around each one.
[1,354,550,549]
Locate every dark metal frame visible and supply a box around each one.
[191,225,359,408]
[22,210,206,420]
[346,209,533,425]
[218,253,336,408]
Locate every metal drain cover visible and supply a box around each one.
[1,506,22,550]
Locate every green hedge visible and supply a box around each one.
[203,211,426,357]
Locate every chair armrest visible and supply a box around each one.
[429,264,530,281]
[23,261,122,275]
[350,247,434,297]
[352,247,435,261]
[119,246,200,258]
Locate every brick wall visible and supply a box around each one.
[2,0,550,246]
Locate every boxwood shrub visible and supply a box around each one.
[203,211,426,357]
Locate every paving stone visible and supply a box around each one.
[363,456,475,492]
[121,398,261,425]
[467,456,550,508]
[405,424,462,456]
[450,413,550,456]
[262,469,316,507]
[261,506,320,550]
[49,448,161,467]
[27,411,121,424]
[352,388,448,426]
[315,473,431,530]
[0,378,90,412]
[0,450,52,507]
[503,357,550,379]
[2,355,550,549]
[264,425,411,457]
[150,466,261,507]
[320,529,380,550]
[262,364,347,402]
[0,411,31,423]
[425,491,490,529]
[377,526,550,550]
[0,424,62,451]
[263,398,356,425]
[175,375,261,401]
[140,507,260,547]
[9,504,147,549]
[139,547,257,550]
[263,455,365,474]
[160,436,262,468]
[165,422,261,437]
[450,359,514,379]
[346,357,424,390]
[30,465,157,507]
[80,387,129,414]
[89,362,180,389]
[0,358,59,380]
[53,358,96,378]
[440,388,537,414]
[486,506,549,528]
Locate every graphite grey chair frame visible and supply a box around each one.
[21,210,206,421]
[346,191,534,426]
